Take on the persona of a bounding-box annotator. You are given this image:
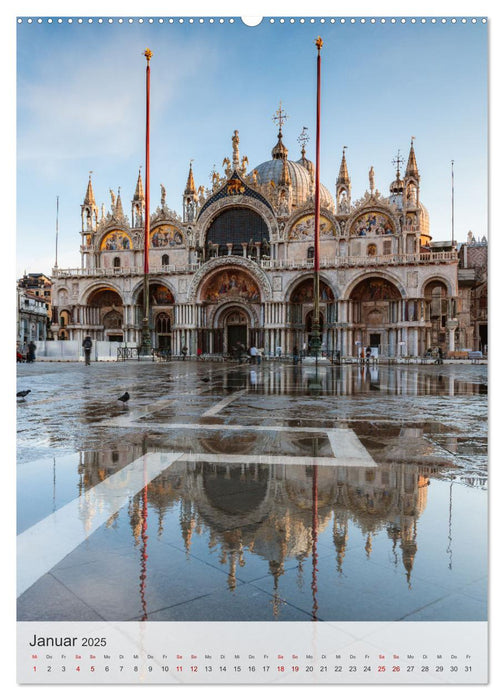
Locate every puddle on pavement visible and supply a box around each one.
[17,456,487,622]
[17,363,488,621]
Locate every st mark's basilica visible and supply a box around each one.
[50,117,464,359]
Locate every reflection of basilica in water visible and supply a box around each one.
[77,445,442,612]
[156,461,429,588]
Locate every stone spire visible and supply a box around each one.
[115,187,124,218]
[131,169,145,228]
[336,147,351,214]
[184,161,196,195]
[183,161,197,223]
[133,168,144,202]
[336,147,350,187]
[81,172,98,232]
[404,138,420,207]
[84,173,96,206]
[405,137,419,179]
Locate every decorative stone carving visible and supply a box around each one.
[187,255,272,303]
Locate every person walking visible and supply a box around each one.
[249,344,258,364]
[293,345,299,365]
[27,340,36,363]
[82,335,93,365]
[181,345,188,360]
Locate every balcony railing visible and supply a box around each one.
[52,250,458,278]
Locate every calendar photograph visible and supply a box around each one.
[16,12,488,684]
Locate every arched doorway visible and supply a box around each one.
[223,307,248,353]
[103,309,123,342]
[349,276,401,356]
[424,281,449,352]
[198,267,262,354]
[136,283,174,348]
[155,312,172,353]
[288,278,336,355]
[86,287,124,341]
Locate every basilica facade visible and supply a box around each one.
[51,126,461,359]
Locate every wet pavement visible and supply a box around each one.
[16,359,487,622]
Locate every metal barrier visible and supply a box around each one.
[117,346,141,361]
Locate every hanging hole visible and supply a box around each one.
[241,17,263,26]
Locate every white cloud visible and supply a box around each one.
[18,32,216,167]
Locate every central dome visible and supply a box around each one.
[251,130,335,212]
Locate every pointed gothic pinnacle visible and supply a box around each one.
[185,161,196,195]
[337,147,350,186]
[115,188,124,217]
[84,173,96,205]
[133,168,144,201]
[406,136,419,178]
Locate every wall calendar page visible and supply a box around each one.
[15,6,489,688]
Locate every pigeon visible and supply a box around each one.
[118,392,130,403]
[17,390,31,398]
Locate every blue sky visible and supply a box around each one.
[16,15,487,276]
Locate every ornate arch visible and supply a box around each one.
[284,205,341,241]
[149,222,185,249]
[209,300,260,329]
[188,255,272,302]
[130,277,177,305]
[422,275,455,298]
[57,287,70,305]
[79,281,124,306]
[98,228,133,251]
[344,203,401,238]
[284,272,339,303]
[343,271,406,300]
[195,198,278,249]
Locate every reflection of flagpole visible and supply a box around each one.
[311,438,319,620]
[139,454,149,620]
[446,476,454,570]
[311,37,323,361]
[52,457,56,512]
[311,466,319,620]
[141,49,152,354]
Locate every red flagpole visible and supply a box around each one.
[141,49,153,354]
[314,37,322,274]
[311,37,323,359]
[144,49,152,275]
